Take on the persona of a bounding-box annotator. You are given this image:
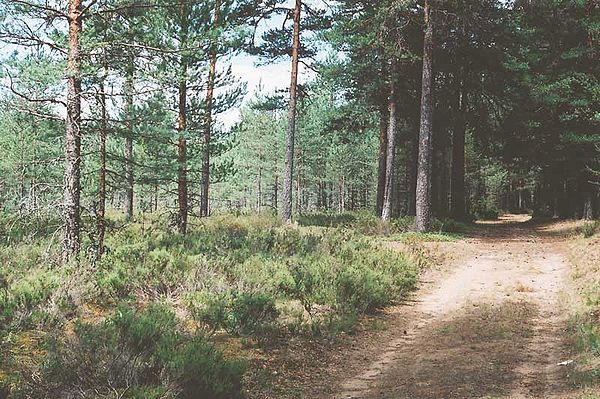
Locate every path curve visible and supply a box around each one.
[330,216,576,399]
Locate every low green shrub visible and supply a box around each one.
[228,292,279,335]
[336,265,387,314]
[299,212,468,236]
[391,216,416,233]
[579,221,600,238]
[296,212,358,228]
[20,304,245,399]
[96,244,189,300]
[1,212,424,392]
[192,292,279,336]
[475,207,500,220]
[0,211,62,245]
[0,267,62,330]
[577,322,600,356]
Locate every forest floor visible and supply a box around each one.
[252,215,598,399]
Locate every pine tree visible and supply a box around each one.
[415,0,434,232]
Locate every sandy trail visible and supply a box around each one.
[329,216,577,399]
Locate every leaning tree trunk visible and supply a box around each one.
[63,0,83,262]
[375,105,388,217]
[381,83,397,222]
[415,0,434,233]
[200,0,221,217]
[282,0,301,223]
[177,1,189,234]
[124,58,134,220]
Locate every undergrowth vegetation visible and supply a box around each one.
[0,211,426,397]
[297,210,467,237]
[568,231,600,388]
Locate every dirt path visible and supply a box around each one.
[327,216,579,399]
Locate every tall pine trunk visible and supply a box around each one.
[375,105,388,217]
[177,2,189,234]
[63,0,83,262]
[256,165,262,213]
[282,0,301,222]
[273,175,279,212]
[451,74,466,220]
[583,195,594,220]
[415,0,434,233]
[124,58,134,220]
[97,73,107,260]
[200,0,221,217]
[406,125,418,216]
[381,83,397,222]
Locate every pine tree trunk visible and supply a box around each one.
[63,0,82,262]
[381,84,397,222]
[97,75,107,260]
[177,2,189,234]
[124,59,134,220]
[339,176,345,213]
[407,126,418,216]
[583,197,594,220]
[273,175,279,211]
[518,189,523,211]
[200,0,221,217]
[415,0,434,233]
[256,165,262,213]
[451,80,466,220]
[282,0,301,223]
[375,105,388,217]
[154,185,158,212]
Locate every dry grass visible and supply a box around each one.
[515,282,536,292]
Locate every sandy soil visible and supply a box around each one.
[326,215,581,399]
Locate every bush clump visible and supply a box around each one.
[578,221,600,238]
[22,304,245,399]
[1,212,424,394]
[192,292,279,336]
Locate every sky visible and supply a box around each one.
[216,0,326,129]
[0,0,327,129]
[218,54,315,128]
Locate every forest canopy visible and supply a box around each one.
[0,0,597,256]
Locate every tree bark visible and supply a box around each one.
[415,0,434,233]
[583,195,594,220]
[177,1,189,234]
[200,0,221,217]
[97,73,107,260]
[63,0,83,262]
[406,125,418,216]
[339,176,345,213]
[451,79,466,220]
[272,175,279,212]
[375,105,388,217]
[451,17,468,221]
[124,58,134,220]
[381,83,397,222]
[282,0,301,223]
[256,165,262,213]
